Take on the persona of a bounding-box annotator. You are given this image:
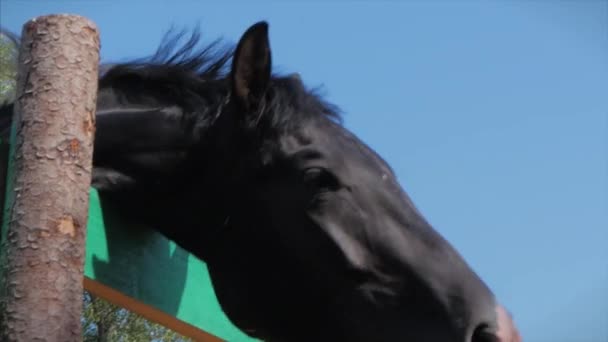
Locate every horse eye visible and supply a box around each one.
[302,167,340,191]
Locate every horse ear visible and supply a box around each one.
[231,21,272,111]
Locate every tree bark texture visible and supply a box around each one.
[0,15,99,341]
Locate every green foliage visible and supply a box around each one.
[0,34,17,103]
[82,290,192,342]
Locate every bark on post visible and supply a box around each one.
[0,15,99,341]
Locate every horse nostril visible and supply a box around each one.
[472,323,498,342]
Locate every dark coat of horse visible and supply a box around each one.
[0,22,521,341]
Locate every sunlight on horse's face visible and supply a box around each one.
[246,115,502,341]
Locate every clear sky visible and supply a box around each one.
[2,1,607,341]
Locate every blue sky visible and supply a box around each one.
[2,1,607,341]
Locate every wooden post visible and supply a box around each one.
[0,15,99,341]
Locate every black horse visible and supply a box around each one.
[0,22,521,341]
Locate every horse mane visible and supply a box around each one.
[103,27,232,82]
[99,27,232,130]
[261,75,342,132]
[101,26,342,132]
